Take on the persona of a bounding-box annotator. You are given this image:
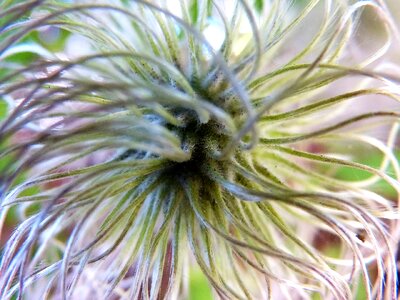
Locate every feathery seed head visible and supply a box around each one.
[0,0,400,299]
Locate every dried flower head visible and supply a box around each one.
[0,0,399,299]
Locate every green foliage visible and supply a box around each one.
[254,0,264,12]
[0,100,7,120]
[189,0,199,24]
[335,150,400,199]
[189,267,213,300]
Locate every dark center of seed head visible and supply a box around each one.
[165,119,228,179]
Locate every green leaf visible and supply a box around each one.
[334,150,400,199]
[189,266,213,300]
[32,28,70,52]
[189,0,199,24]
[0,99,7,120]
[254,0,264,12]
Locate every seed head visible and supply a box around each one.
[0,1,399,299]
